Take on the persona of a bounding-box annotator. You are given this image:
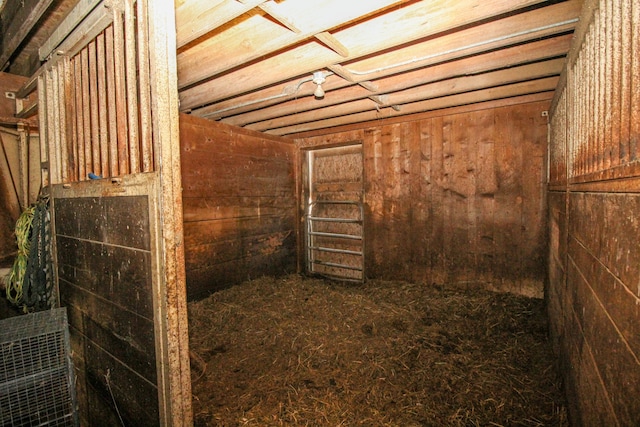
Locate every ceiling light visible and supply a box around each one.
[312,71,326,99]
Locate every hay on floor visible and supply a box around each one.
[188,275,567,426]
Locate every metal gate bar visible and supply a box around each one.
[306,200,364,282]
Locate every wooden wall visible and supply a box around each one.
[38,1,193,423]
[0,72,38,266]
[180,114,297,299]
[548,0,640,424]
[296,94,550,297]
[55,187,159,426]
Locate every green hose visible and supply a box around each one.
[5,205,35,309]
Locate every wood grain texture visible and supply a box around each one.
[548,1,640,422]
[55,194,159,425]
[180,114,297,299]
[297,99,549,297]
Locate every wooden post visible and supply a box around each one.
[17,123,29,208]
[146,0,193,425]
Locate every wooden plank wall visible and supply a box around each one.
[0,72,38,266]
[180,114,297,299]
[36,1,193,424]
[548,0,640,424]
[54,186,158,426]
[296,95,550,297]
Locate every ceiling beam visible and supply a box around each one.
[246,60,564,132]
[38,0,103,61]
[258,1,302,33]
[288,92,554,139]
[335,0,580,82]
[222,36,571,126]
[266,77,559,135]
[177,0,406,89]
[197,28,573,122]
[192,1,578,119]
[0,0,55,70]
[315,32,349,57]
[178,0,549,110]
[175,0,268,48]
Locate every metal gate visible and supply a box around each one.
[304,143,364,282]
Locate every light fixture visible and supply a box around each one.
[312,71,326,99]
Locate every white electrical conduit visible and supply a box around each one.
[202,72,335,118]
[202,18,577,119]
[344,18,579,76]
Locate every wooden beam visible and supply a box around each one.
[340,1,580,81]
[328,65,377,91]
[0,0,55,70]
[147,0,193,424]
[179,0,549,110]
[259,1,302,33]
[314,32,349,57]
[289,92,553,139]
[175,0,267,48]
[192,0,578,119]
[55,2,113,59]
[267,77,559,135]
[247,60,564,132]
[15,101,38,119]
[177,0,407,88]
[39,0,103,61]
[218,35,571,126]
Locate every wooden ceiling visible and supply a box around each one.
[2,0,583,136]
[175,0,583,136]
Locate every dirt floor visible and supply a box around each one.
[188,275,567,426]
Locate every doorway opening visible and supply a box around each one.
[303,143,364,282]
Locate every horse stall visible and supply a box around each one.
[0,0,638,426]
[180,96,568,426]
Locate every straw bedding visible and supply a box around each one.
[188,275,567,426]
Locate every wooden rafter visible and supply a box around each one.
[267,77,559,135]
[0,0,55,69]
[246,59,565,132]
[178,0,549,111]
[219,35,571,128]
[176,0,407,89]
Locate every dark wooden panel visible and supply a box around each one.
[85,339,159,426]
[548,4,640,422]
[566,251,639,425]
[180,114,297,297]
[186,246,295,299]
[562,297,616,426]
[547,191,567,355]
[60,281,156,383]
[184,214,293,247]
[57,235,108,293]
[55,193,157,425]
[55,197,105,241]
[185,229,294,270]
[568,194,640,359]
[569,192,640,289]
[182,196,294,222]
[55,195,150,250]
[568,238,640,410]
[408,120,431,284]
[426,117,446,283]
[57,237,153,319]
[104,196,151,250]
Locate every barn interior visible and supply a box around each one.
[0,0,638,425]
